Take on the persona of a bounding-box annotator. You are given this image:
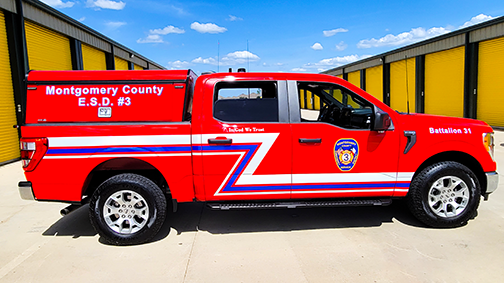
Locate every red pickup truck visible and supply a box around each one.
[18,70,498,245]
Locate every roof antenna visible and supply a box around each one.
[405,55,410,114]
[247,40,250,72]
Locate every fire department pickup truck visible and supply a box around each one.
[18,69,498,245]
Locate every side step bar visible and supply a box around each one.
[207,199,392,210]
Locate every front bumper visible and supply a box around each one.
[18,181,35,201]
[484,172,499,199]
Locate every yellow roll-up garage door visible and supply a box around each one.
[25,21,72,70]
[299,89,305,109]
[133,64,143,70]
[477,37,504,127]
[347,71,360,88]
[0,11,20,163]
[365,65,383,101]
[390,58,415,113]
[82,44,106,70]
[424,46,465,117]
[115,57,129,70]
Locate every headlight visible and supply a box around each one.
[483,132,495,161]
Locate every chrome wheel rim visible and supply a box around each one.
[103,190,149,234]
[428,176,469,218]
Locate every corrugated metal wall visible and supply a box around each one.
[0,10,19,164]
[424,46,465,117]
[390,58,416,113]
[82,43,106,70]
[477,37,504,127]
[365,65,383,101]
[25,21,72,70]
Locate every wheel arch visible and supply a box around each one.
[81,158,171,200]
[412,151,487,195]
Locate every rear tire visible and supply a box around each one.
[89,173,167,245]
[406,161,480,228]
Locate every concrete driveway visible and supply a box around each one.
[1,132,504,282]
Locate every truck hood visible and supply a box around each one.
[395,113,492,132]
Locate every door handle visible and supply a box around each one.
[299,138,322,144]
[208,138,233,145]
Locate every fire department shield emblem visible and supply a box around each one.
[334,138,359,171]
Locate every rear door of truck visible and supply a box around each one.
[195,78,292,201]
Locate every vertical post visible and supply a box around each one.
[382,57,390,106]
[342,69,348,81]
[6,0,29,127]
[464,33,478,119]
[128,61,134,70]
[415,55,425,113]
[360,69,366,91]
[105,45,115,70]
[70,38,83,70]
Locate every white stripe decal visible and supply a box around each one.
[292,173,397,184]
[235,174,291,185]
[215,189,397,197]
[201,133,279,175]
[44,153,191,159]
[49,135,191,147]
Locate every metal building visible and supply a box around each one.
[0,0,164,165]
[322,16,504,128]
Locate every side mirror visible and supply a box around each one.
[373,111,391,131]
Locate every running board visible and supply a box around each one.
[207,199,392,210]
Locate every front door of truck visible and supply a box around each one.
[198,80,292,201]
[290,81,405,199]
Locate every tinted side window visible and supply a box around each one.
[298,82,373,129]
[214,82,278,122]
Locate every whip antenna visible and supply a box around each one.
[247,40,250,71]
[405,55,410,114]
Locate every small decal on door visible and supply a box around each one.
[334,138,359,171]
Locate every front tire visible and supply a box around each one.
[406,161,480,228]
[89,173,167,245]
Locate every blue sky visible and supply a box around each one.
[42,0,504,75]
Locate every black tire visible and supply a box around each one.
[406,161,480,228]
[89,173,167,245]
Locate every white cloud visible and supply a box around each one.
[228,15,243,21]
[460,14,494,28]
[357,27,450,48]
[192,57,218,65]
[311,43,323,50]
[357,14,495,49]
[41,0,74,8]
[191,22,227,34]
[291,68,307,72]
[192,51,260,66]
[301,55,372,72]
[139,25,184,44]
[105,21,126,29]
[335,41,347,51]
[168,60,191,69]
[137,34,164,44]
[323,28,348,37]
[150,25,185,35]
[78,17,86,22]
[87,0,126,10]
[263,62,285,67]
